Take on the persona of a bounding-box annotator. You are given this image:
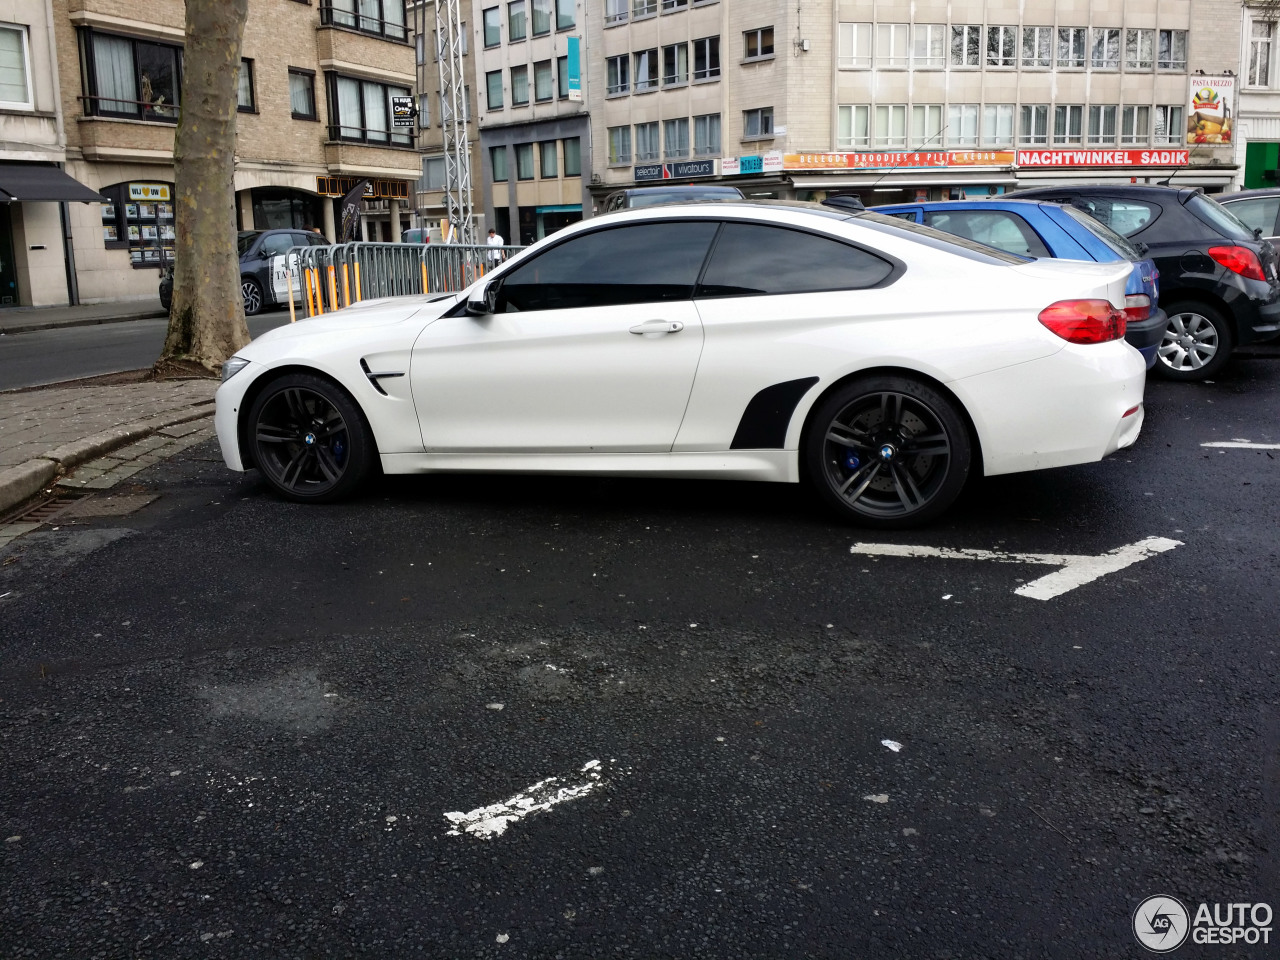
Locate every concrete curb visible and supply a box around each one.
[0,405,215,516]
[0,309,168,337]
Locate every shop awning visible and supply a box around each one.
[0,163,106,203]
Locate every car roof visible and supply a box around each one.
[615,185,743,195]
[1216,188,1280,201]
[876,198,1060,211]
[1013,183,1199,199]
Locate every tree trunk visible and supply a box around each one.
[157,0,250,374]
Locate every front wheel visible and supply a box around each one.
[242,277,264,316]
[247,373,374,503]
[805,376,972,528]
[1154,301,1234,381]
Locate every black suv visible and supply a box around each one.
[1011,184,1280,380]
[159,228,329,315]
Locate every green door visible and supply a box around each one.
[1244,141,1280,190]
[0,204,17,306]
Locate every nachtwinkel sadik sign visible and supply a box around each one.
[780,150,1189,170]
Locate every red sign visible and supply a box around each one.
[784,151,1015,170]
[1016,149,1189,167]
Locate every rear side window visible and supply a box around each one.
[498,221,719,311]
[696,223,894,296]
[922,210,1051,258]
[1072,198,1159,237]
[1187,194,1258,241]
[854,211,1030,264]
[1220,196,1280,236]
[1058,204,1141,259]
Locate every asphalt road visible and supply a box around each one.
[0,310,293,392]
[1,360,1277,958]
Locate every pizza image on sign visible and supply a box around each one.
[1187,77,1233,144]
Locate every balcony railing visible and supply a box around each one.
[328,123,416,147]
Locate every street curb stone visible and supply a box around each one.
[0,460,60,513]
[0,309,167,337]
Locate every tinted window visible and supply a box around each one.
[1071,197,1159,237]
[1219,196,1280,237]
[498,221,719,311]
[308,233,331,246]
[1187,194,1257,241]
[1058,204,1141,259]
[697,223,894,296]
[922,210,1051,258]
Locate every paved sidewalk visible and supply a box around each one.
[0,378,218,516]
[0,298,166,336]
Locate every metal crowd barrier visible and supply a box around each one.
[285,241,525,321]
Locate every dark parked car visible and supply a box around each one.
[602,184,744,212]
[1010,184,1280,380]
[1215,188,1280,242]
[873,198,1165,368]
[159,228,329,315]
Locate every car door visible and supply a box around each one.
[409,219,719,453]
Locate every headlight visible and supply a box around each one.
[221,357,250,382]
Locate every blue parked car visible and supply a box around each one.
[870,198,1164,368]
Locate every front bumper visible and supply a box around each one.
[214,361,263,472]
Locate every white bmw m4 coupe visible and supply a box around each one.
[215,201,1146,528]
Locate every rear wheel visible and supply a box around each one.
[242,277,264,316]
[805,376,972,528]
[247,373,374,503]
[1155,301,1233,380]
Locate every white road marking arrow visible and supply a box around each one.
[850,537,1182,600]
[444,760,609,840]
[1201,440,1280,450]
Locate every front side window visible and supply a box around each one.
[0,24,31,109]
[1126,29,1154,70]
[986,25,1016,67]
[289,69,316,119]
[515,142,534,179]
[1091,27,1120,69]
[508,0,526,40]
[237,59,255,112]
[947,103,978,146]
[1054,104,1083,144]
[607,54,629,94]
[539,140,557,177]
[951,24,980,66]
[607,124,631,163]
[698,223,893,297]
[486,69,503,109]
[534,59,553,100]
[744,26,774,60]
[663,42,688,84]
[491,145,508,182]
[693,35,720,79]
[839,22,871,68]
[983,103,1014,145]
[837,104,869,148]
[83,30,181,121]
[328,74,411,144]
[483,7,501,46]
[1121,104,1150,144]
[634,48,658,90]
[532,0,551,35]
[1020,104,1049,144]
[563,137,581,176]
[635,120,659,160]
[1088,104,1117,144]
[510,64,529,104]
[664,117,689,158]
[743,106,773,139]
[1159,29,1187,71]
[913,23,944,68]
[1022,26,1051,68]
[1058,27,1086,68]
[694,112,720,154]
[499,221,719,311]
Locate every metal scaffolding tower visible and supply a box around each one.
[416,0,475,245]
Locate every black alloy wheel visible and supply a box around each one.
[247,373,374,502]
[806,376,971,527]
[1154,301,1234,381]
[242,277,264,316]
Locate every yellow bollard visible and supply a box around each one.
[287,272,297,323]
[327,265,338,312]
[354,261,362,302]
[342,263,351,308]
[421,259,428,294]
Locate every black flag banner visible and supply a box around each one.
[339,179,370,242]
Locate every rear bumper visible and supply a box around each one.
[1126,308,1165,369]
[1226,279,1280,345]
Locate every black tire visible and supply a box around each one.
[1154,301,1234,381]
[805,376,972,528]
[247,373,374,503]
[242,277,264,316]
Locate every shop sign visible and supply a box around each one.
[315,176,410,199]
[761,152,784,172]
[1016,149,1190,167]
[783,151,1014,170]
[633,159,716,181]
[567,36,582,102]
[1188,77,1234,144]
[129,183,170,201]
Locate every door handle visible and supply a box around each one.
[629,320,684,335]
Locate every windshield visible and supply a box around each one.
[237,231,262,257]
[1187,194,1256,242]
[1059,204,1142,259]
[854,210,1030,264]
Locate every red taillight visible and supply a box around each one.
[1123,293,1151,322]
[1038,299,1127,344]
[1208,245,1266,281]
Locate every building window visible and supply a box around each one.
[663,43,688,85]
[1053,104,1083,144]
[606,0,627,26]
[693,35,720,79]
[951,24,980,66]
[418,92,430,127]
[634,48,658,90]
[1057,27,1086,68]
[743,106,773,139]
[1159,29,1188,71]
[509,0,526,41]
[983,103,1014,145]
[510,65,529,104]
[912,23,944,68]
[557,0,575,30]
[491,145,508,182]
[539,140,557,177]
[635,120,659,159]
[662,0,688,9]
[289,69,316,119]
[483,7,501,46]
[532,0,551,35]
[1154,105,1184,144]
[836,105,865,148]
[1019,104,1049,144]
[438,85,472,124]
[327,74,412,144]
[0,24,32,109]
[237,59,255,112]
[1250,21,1274,86]
[563,136,581,176]
[486,69,503,109]
[515,142,535,179]
[1088,104,1118,144]
[97,181,176,267]
[606,54,629,94]
[557,54,568,97]
[607,124,631,163]
[633,0,657,16]
[986,25,1016,67]
[1022,26,1051,68]
[694,112,720,154]
[877,23,909,67]
[1121,105,1150,144]
[664,117,689,157]
[1125,29,1154,70]
[419,155,446,190]
[320,0,407,42]
[744,26,774,60]
[947,103,978,146]
[534,59,553,100]
[1091,28,1120,69]
[839,23,871,68]
[873,104,905,147]
[911,104,942,146]
[80,29,182,121]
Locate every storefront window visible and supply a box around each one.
[99,182,175,268]
[251,188,324,230]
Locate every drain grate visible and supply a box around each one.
[0,491,90,526]
[60,493,159,518]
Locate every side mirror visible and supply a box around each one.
[465,282,498,316]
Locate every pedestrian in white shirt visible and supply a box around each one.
[487,228,505,267]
